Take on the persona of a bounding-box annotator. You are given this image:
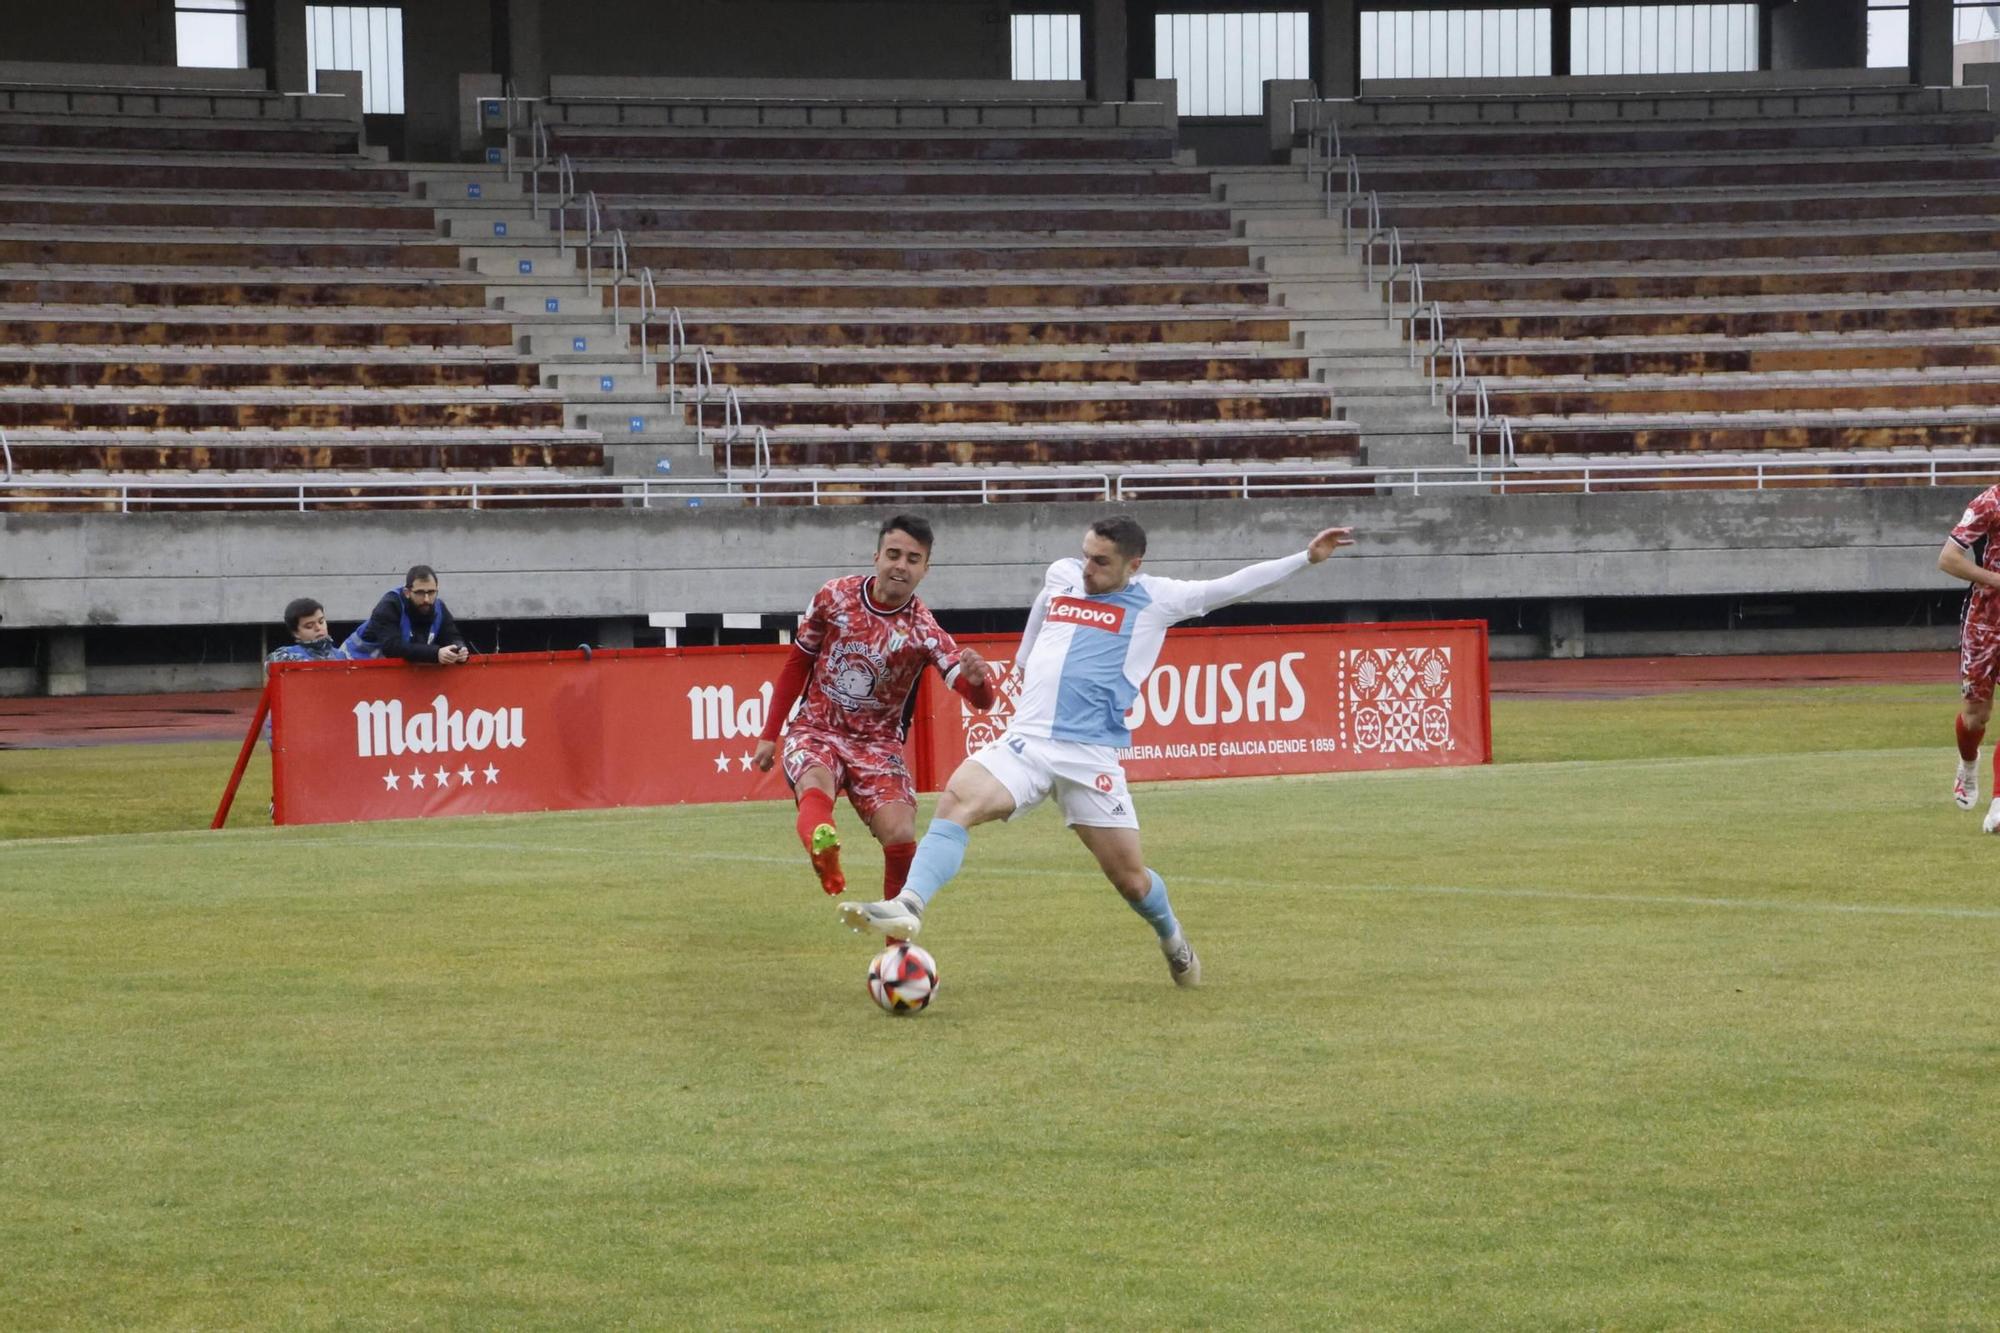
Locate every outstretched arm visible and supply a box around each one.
[1176,526,1357,617]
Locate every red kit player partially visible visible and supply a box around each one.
[754,514,998,898]
[1939,484,2000,827]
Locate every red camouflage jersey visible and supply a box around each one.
[1949,485,2000,629]
[790,575,967,744]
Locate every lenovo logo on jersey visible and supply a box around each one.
[353,694,525,758]
[688,682,774,741]
[1048,597,1126,632]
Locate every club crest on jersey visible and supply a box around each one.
[1049,596,1126,633]
[824,644,886,709]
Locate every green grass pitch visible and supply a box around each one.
[1,684,1995,1329]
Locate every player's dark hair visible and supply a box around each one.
[282,597,323,633]
[1090,515,1148,559]
[877,514,934,553]
[405,564,438,588]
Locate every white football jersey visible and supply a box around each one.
[1006,551,1312,747]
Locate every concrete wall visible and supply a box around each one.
[5,0,174,67]
[539,0,1010,82]
[0,490,1973,632]
[398,0,494,160]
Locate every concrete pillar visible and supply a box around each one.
[507,0,546,95]
[1266,77,1317,157]
[1548,601,1585,660]
[1090,0,1129,105]
[1132,77,1178,135]
[1319,0,1359,98]
[44,629,85,697]
[314,68,365,140]
[272,0,309,93]
[1911,0,1953,84]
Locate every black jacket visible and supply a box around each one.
[351,590,469,664]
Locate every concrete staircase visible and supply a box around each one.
[1211,164,1463,468]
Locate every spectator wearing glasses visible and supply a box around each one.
[341,565,472,665]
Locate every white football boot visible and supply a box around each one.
[1162,932,1202,988]
[840,893,923,940]
[1955,759,1979,811]
[1983,799,2000,835]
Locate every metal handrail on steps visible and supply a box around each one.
[1342,189,1379,255]
[1363,225,1400,289]
[1429,336,1465,404]
[1323,153,1359,221]
[1449,376,1490,448]
[579,191,604,287]
[1408,300,1444,370]
[1387,262,1424,328]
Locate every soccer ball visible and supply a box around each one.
[866,943,938,1015]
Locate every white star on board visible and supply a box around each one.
[408,769,426,789]
[483,764,500,784]
[713,752,731,773]
[383,770,400,791]
[737,753,753,772]
[433,767,451,788]
[459,765,474,785]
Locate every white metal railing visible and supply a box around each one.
[550,153,575,241]
[1449,376,1490,448]
[10,455,2000,511]
[658,301,688,399]
[576,191,603,285]
[1342,189,1379,255]
[1408,300,1445,370]
[607,232,634,324]
[1391,262,1425,329]
[1324,152,1360,221]
[502,80,516,181]
[715,387,747,469]
[1429,336,1466,404]
[1363,224,1400,289]
[1,428,11,481]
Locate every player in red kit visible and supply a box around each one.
[1938,484,2000,828]
[753,514,999,898]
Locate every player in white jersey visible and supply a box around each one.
[840,514,1354,986]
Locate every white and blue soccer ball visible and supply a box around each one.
[867,943,938,1015]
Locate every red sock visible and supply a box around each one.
[1959,715,1986,763]
[795,789,835,850]
[883,842,916,900]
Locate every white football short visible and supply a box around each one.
[968,731,1138,829]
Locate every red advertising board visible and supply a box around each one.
[269,647,795,825]
[265,622,1489,826]
[913,621,1491,790]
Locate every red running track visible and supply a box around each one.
[0,652,1960,750]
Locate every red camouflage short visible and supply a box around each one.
[1964,620,2000,703]
[781,725,916,820]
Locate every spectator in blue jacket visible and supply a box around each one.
[341,566,472,665]
[267,598,346,664]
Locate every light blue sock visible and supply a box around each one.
[1129,869,1180,941]
[902,820,970,907]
